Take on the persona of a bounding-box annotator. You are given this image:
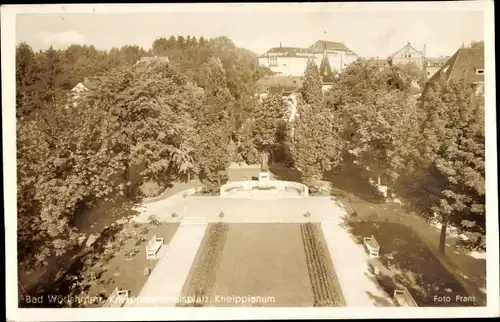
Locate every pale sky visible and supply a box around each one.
[16,7,485,58]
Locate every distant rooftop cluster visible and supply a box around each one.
[259,40,356,58]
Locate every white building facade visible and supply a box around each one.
[258,40,358,77]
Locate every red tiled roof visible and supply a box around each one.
[427,47,484,84]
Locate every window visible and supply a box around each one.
[268,57,278,66]
[408,54,412,58]
[265,86,270,93]
[476,69,484,75]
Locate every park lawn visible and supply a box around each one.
[44,222,179,308]
[345,221,477,307]
[208,223,315,307]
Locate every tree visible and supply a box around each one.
[194,57,235,186]
[16,42,43,118]
[251,93,286,161]
[319,53,336,83]
[301,59,324,106]
[342,89,419,188]
[17,59,204,271]
[470,41,484,50]
[292,60,343,184]
[236,118,260,165]
[397,79,485,254]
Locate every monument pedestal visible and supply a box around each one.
[258,171,271,188]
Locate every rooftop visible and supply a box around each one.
[427,47,484,84]
[309,40,356,55]
[259,47,311,58]
[390,41,424,58]
[255,76,303,94]
[259,40,357,58]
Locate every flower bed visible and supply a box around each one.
[300,223,345,306]
[178,223,229,307]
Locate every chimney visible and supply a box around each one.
[280,42,282,48]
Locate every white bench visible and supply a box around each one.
[363,235,380,258]
[393,287,418,307]
[145,234,164,260]
[102,287,129,307]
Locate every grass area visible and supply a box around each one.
[207,223,315,307]
[21,223,179,308]
[343,220,477,307]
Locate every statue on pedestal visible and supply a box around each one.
[259,152,271,188]
[260,152,269,172]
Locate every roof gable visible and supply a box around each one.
[391,42,424,58]
[427,47,484,84]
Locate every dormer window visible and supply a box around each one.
[476,69,484,75]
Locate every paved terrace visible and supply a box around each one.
[133,196,346,223]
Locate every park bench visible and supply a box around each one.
[393,286,418,307]
[363,235,380,258]
[145,234,164,260]
[102,287,129,307]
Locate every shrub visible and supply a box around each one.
[134,235,146,246]
[304,212,311,218]
[219,211,225,218]
[172,212,178,218]
[147,215,161,226]
[139,180,162,198]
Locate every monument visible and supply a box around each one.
[258,152,271,188]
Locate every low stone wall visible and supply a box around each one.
[143,186,203,204]
[220,180,308,197]
[220,181,259,197]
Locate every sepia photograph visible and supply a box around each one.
[2,1,498,320]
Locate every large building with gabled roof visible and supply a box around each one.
[257,40,358,77]
[389,41,426,69]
